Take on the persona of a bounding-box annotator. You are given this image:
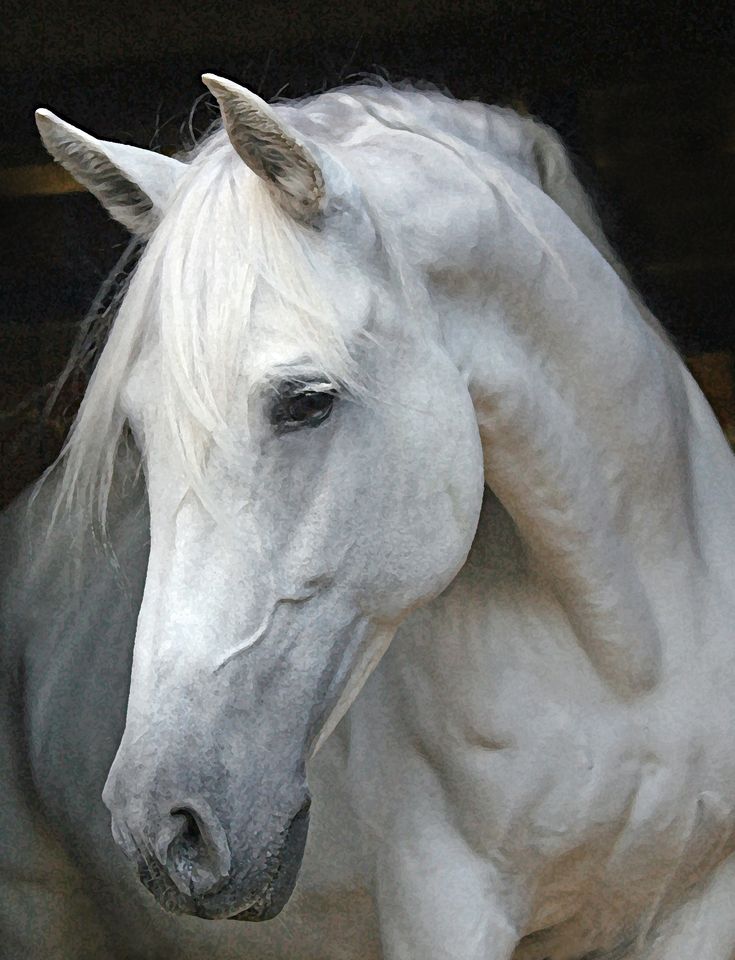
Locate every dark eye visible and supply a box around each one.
[271,384,337,432]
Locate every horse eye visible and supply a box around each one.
[287,392,334,425]
[272,386,336,432]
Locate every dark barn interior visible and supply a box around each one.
[2,0,734,506]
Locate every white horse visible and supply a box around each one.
[2,74,735,960]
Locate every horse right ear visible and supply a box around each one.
[35,109,186,236]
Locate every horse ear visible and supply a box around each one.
[35,109,186,236]
[201,73,325,222]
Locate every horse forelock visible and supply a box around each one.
[48,123,366,530]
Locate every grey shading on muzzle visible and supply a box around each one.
[112,779,312,921]
[103,602,370,920]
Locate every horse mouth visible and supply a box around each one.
[134,801,311,922]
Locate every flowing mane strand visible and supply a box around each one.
[43,78,644,531]
[47,127,366,529]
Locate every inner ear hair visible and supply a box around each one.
[35,109,184,236]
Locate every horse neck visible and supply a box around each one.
[444,195,735,698]
[479,194,731,548]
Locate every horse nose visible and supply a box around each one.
[153,798,232,899]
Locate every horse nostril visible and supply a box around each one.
[171,806,200,846]
[157,800,231,899]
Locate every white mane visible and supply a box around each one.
[49,129,360,525]
[45,80,642,528]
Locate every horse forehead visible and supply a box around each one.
[247,277,377,349]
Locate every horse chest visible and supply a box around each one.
[351,581,735,956]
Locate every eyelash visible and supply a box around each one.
[270,382,339,432]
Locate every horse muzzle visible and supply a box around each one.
[108,791,311,921]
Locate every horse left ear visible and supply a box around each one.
[35,109,186,236]
[202,73,325,223]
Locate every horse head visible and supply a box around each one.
[37,76,485,919]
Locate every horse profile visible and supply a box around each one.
[2,74,735,960]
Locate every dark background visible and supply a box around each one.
[2,0,734,505]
